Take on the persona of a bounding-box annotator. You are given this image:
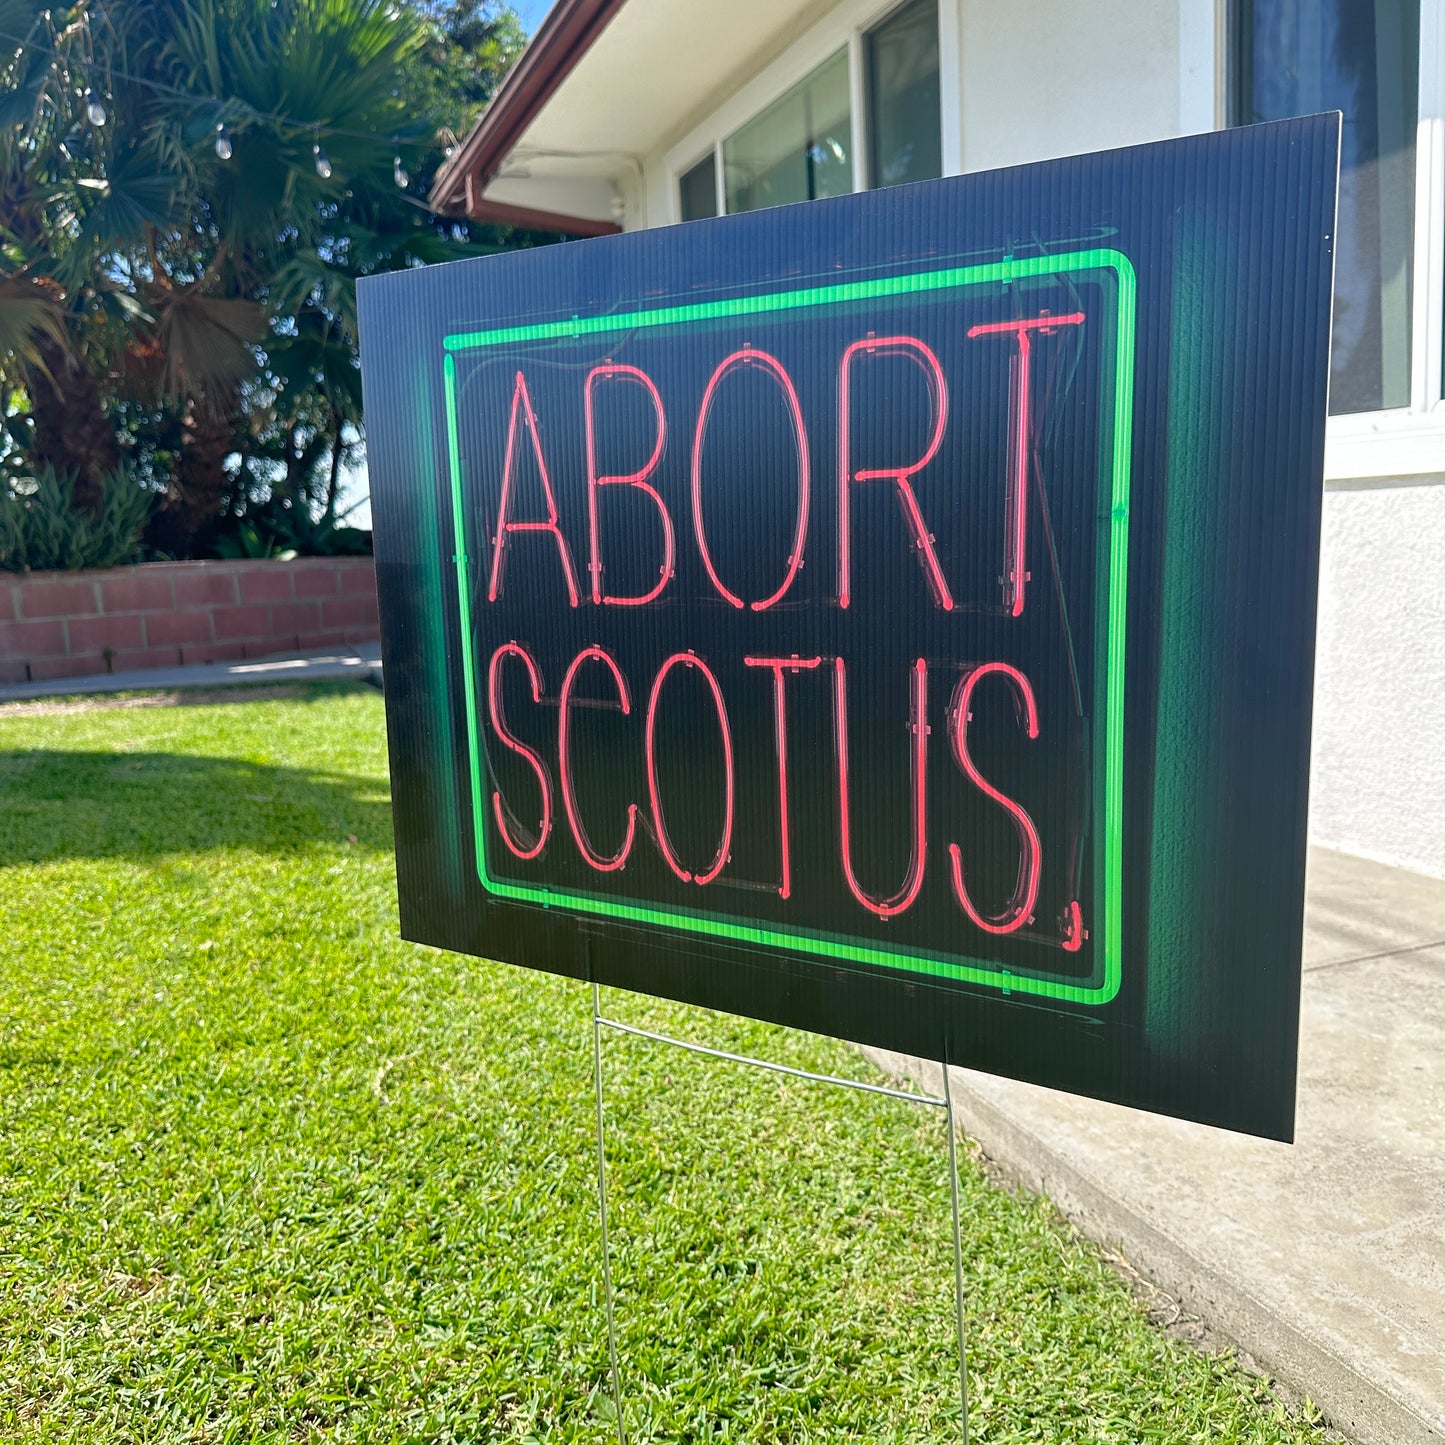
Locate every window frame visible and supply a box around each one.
[1222,0,1445,476]
[676,149,721,222]
[862,0,950,191]
[720,44,857,214]
[666,0,948,229]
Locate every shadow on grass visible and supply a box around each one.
[0,750,393,866]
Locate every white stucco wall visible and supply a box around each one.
[955,0,1182,169]
[1310,480,1445,878]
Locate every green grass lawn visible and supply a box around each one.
[0,682,1332,1443]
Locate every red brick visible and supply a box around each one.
[292,564,341,598]
[321,595,379,629]
[18,576,99,619]
[179,640,247,665]
[212,605,271,640]
[269,600,321,635]
[108,647,184,674]
[0,618,68,661]
[0,583,15,623]
[67,614,144,655]
[0,659,27,683]
[173,569,239,608]
[100,570,174,613]
[338,563,378,596]
[295,629,349,652]
[343,625,381,646]
[26,654,96,682]
[145,610,215,647]
[237,566,294,603]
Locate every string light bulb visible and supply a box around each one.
[27,49,454,190]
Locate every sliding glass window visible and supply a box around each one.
[679,153,719,221]
[866,0,942,189]
[722,49,852,214]
[1238,0,1420,413]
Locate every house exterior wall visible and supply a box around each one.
[635,0,1213,225]
[613,0,1444,878]
[954,0,1183,171]
[1312,482,1445,879]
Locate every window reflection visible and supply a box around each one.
[866,0,942,189]
[724,49,853,214]
[1239,0,1419,413]
[680,152,719,222]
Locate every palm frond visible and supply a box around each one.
[155,290,267,397]
[0,281,63,371]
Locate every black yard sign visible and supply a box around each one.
[358,116,1338,1140]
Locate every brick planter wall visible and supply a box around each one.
[0,558,378,685]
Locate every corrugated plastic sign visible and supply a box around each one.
[358,116,1339,1141]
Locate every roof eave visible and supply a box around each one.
[458,177,621,236]
[429,0,633,218]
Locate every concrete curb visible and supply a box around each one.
[863,1048,1442,1445]
[0,647,384,703]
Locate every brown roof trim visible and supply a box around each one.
[430,0,633,215]
[462,191,621,238]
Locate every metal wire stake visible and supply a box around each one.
[596,1015,946,1109]
[591,983,628,1445]
[943,1059,971,1445]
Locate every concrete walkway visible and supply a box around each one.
[0,645,383,704]
[870,846,1445,1445]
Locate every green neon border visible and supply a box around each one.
[443,247,1135,1006]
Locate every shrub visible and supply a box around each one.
[0,467,153,573]
[210,500,372,560]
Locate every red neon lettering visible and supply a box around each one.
[744,655,823,900]
[645,652,735,886]
[486,642,553,860]
[966,312,1086,619]
[558,646,636,872]
[488,370,581,608]
[1061,898,1087,952]
[834,656,928,917]
[947,662,1042,933]
[837,336,952,611]
[691,347,810,610]
[584,363,675,606]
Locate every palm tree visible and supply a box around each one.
[0,0,526,554]
[0,0,134,507]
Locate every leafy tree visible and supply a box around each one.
[0,0,530,560]
[414,0,527,138]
